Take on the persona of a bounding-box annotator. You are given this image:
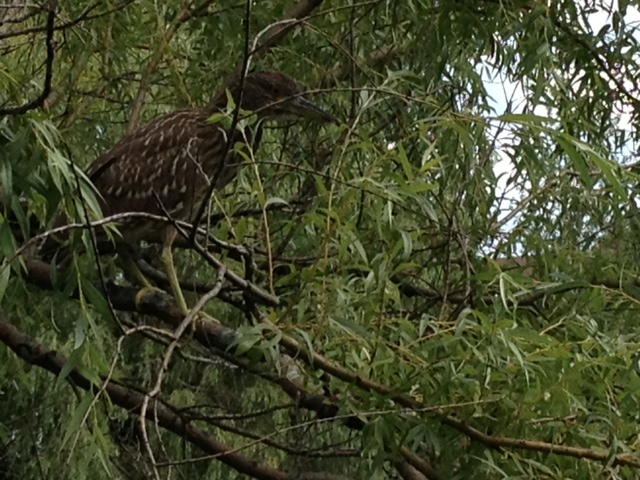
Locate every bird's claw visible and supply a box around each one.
[134,286,166,311]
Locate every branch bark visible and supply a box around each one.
[22,256,640,470]
[0,313,352,480]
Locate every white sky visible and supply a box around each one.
[483,2,640,229]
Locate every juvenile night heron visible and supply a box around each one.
[43,71,336,312]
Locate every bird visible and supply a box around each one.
[42,71,337,312]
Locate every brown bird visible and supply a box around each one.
[44,71,336,312]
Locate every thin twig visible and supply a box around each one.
[188,0,253,242]
[138,266,226,480]
[0,0,56,116]
[0,0,134,41]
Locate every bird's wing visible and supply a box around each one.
[86,109,205,182]
[84,109,220,220]
[40,109,219,255]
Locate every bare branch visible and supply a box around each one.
[0,0,56,116]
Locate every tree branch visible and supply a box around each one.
[0,313,351,480]
[0,0,56,116]
[0,0,135,41]
[22,253,635,471]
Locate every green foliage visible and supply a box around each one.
[2,0,640,479]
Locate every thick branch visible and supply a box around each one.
[0,314,351,480]
[22,258,361,429]
[21,254,638,469]
[231,0,328,77]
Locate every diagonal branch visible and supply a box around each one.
[22,258,362,429]
[26,256,640,470]
[138,266,226,479]
[0,0,135,41]
[0,313,352,480]
[0,0,56,116]
[231,0,328,77]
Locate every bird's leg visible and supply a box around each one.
[116,244,155,288]
[160,225,189,314]
[116,244,171,312]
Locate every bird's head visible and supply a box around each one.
[218,71,338,124]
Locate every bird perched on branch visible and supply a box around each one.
[42,71,337,312]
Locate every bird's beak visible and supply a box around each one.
[290,96,339,124]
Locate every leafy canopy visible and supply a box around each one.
[1,1,640,479]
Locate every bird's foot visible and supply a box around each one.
[134,285,219,327]
[134,286,167,311]
[134,285,192,318]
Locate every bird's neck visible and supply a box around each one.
[252,118,265,151]
[205,89,229,114]
[202,100,265,152]
[225,117,265,152]
[202,86,266,153]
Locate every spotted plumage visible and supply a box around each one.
[42,71,336,251]
[40,70,336,313]
[86,109,229,241]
